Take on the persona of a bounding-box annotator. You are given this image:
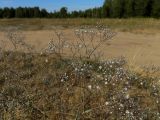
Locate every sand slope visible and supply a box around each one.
[0,29,160,66]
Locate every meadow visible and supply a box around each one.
[0,18,160,32]
[0,18,160,119]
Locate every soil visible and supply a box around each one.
[0,28,160,66]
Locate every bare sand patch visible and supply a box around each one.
[0,29,160,66]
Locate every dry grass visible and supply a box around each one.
[0,18,160,32]
[0,25,160,119]
[0,51,160,119]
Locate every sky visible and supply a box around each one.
[0,0,104,12]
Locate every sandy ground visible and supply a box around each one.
[0,29,160,66]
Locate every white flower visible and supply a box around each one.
[79,44,82,48]
[89,65,92,68]
[40,52,43,55]
[81,68,84,71]
[105,81,108,85]
[120,104,124,107]
[96,86,100,90]
[88,85,92,89]
[125,94,130,99]
[75,68,78,71]
[156,100,159,104]
[61,79,64,82]
[99,66,102,70]
[84,30,87,33]
[126,110,130,114]
[105,101,109,105]
[45,59,48,63]
[124,87,128,91]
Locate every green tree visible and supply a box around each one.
[134,0,149,16]
[10,8,15,18]
[112,0,125,18]
[15,7,24,18]
[71,11,79,18]
[23,7,29,18]
[124,0,135,17]
[145,0,154,16]
[91,7,102,18]
[152,0,160,17]
[40,9,48,17]
[60,7,68,18]
[28,8,34,18]
[3,7,11,18]
[0,8,2,18]
[102,0,112,17]
[33,7,40,17]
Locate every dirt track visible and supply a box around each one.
[0,29,160,66]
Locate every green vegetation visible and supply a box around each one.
[103,0,160,18]
[0,0,160,18]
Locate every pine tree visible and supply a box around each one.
[10,8,15,18]
[0,8,3,18]
[41,9,48,18]
[145,0,154,16]
[124,0,135,17]
[15,7,24,18]
[152,0,160,18]
[102,0,112,17]
[33,7,40,18]
[60,7,68,18]
[134,0,149,16]
[112,0,125,18]
[3,7,10,18]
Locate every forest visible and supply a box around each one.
[0,0,160,18]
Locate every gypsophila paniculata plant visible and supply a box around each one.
[43,24,116,61]
[5,28,34,52]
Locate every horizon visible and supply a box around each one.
[0,0,103,12]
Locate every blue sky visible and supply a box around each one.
[0,0,104,12]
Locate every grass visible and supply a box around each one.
[0,25,160,119]
[0,51,160,119]
[0,18,160,32]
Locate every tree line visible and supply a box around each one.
[102,0,160,18]
[0,7,101,18]
[0,0,159,18]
